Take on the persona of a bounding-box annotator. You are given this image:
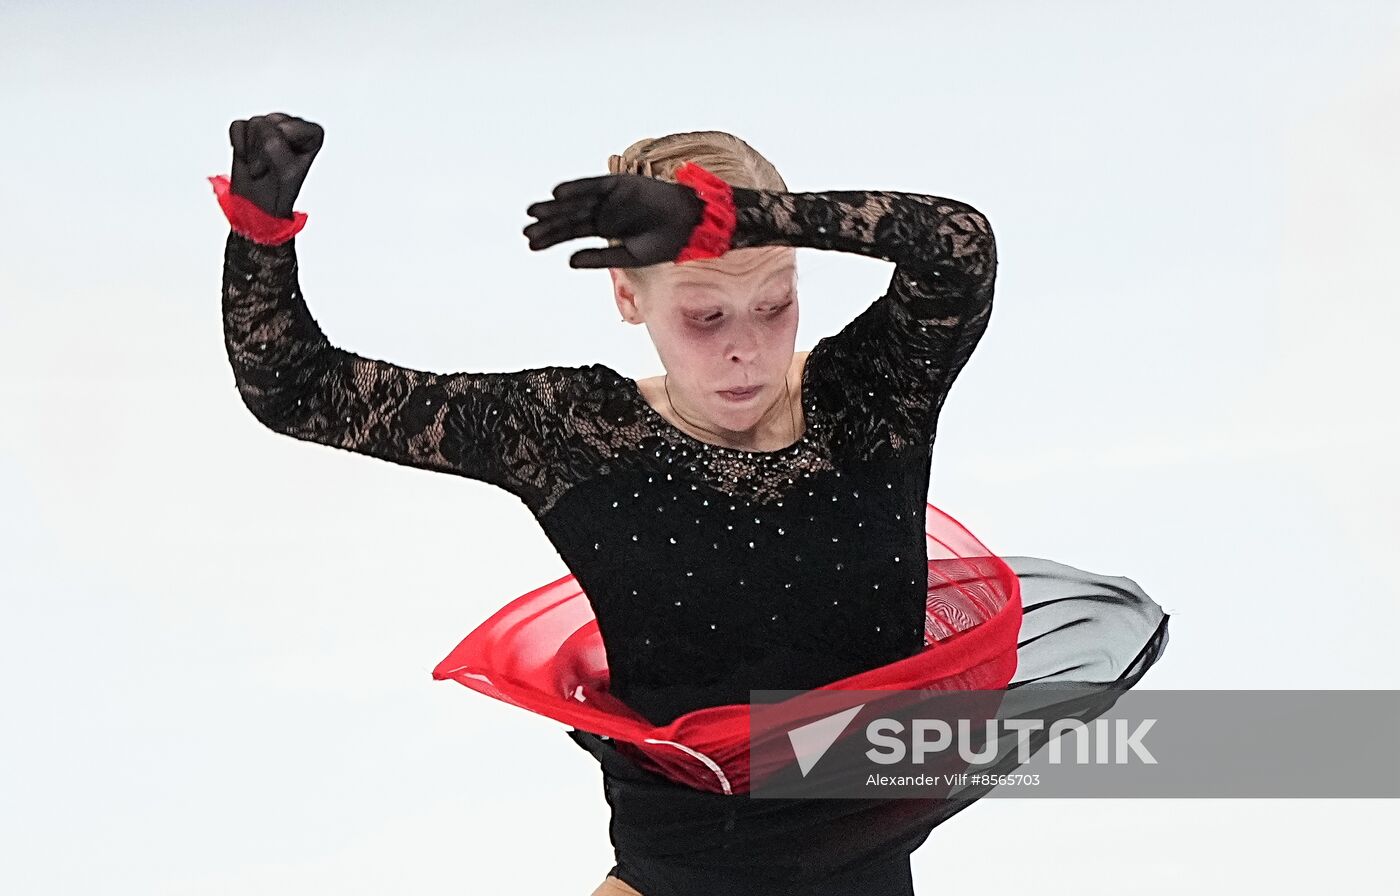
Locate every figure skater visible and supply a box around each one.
[210,112,1168,896]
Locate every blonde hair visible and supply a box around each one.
[606,131,786,280]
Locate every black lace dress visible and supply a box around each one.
[219,181,1169,896]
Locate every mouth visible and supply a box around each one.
[717,385,760,400]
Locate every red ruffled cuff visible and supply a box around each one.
[208,174,307,246]
[673,161,736,263]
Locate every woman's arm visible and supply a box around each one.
[523,166,997,452]
[213,114,591,511]
[217,198,575,509]
[728,185,998,452]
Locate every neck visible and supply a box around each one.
[665,375,798,452]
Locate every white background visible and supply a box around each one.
[2,1,1397,892]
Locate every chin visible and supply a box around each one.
[716,408,763,428]
[709,388,766,420]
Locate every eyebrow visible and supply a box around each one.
[674,266,796,290]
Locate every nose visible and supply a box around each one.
[726,318,763,363]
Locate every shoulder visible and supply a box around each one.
[444,363,627,431]
[505,361,624,396]
[532,362,647,432]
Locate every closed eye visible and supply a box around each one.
[691,299,793,325]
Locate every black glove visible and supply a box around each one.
[228,112,324,219]
[523,174,705,268]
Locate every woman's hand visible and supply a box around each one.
[523,174,704,268]
[229,112,324,219]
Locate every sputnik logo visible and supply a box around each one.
[786,703,866,776]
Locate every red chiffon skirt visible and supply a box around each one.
[432,502,1023,794]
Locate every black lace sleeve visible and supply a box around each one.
[728,186,998,453]
[220,230,581,508]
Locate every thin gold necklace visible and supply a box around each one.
[664,373,798,450]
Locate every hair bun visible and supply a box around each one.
[607,151,655,177]
[605,132,786,191]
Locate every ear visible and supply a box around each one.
[611,268,642,324]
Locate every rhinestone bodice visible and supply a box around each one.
[221,180,998,725]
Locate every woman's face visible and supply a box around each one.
[611,246,799,434]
